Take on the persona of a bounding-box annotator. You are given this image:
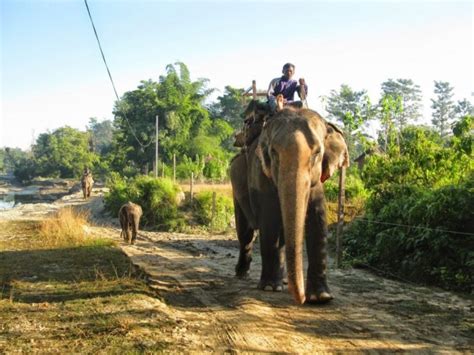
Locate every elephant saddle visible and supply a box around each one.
[234,101,272,148]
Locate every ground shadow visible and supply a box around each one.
[0,245,152,303]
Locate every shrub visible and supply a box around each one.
[193,191,234,231]
[344,181,473,292]
[324,168,369,202]
[104,174,184,231]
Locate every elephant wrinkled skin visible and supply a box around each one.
[230,105,349,304]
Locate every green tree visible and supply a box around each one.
[325,84,374,158]
[377,93,404,152]
[326,84,373,132]
[111,62,232,179]
[1,147,30,174]
[454,98,474,118]
[431,81,456,137]
[380,78,422,129]
[209,86,247,129]
[33,126,98,178]
[87,118,114,156]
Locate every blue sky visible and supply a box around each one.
[1,0,473,149]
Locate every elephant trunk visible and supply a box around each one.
[278,165,309,305]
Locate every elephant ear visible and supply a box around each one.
[321,122,350,183]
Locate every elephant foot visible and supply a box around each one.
[305,291,333,304]
[258,279,283,292]
[306,277,333,304]
[235,254,252,279]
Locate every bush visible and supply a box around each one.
[193,191,234,232]
[324,168,369,202]
[344,181,473,292]
[104,174,184,231]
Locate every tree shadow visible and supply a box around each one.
[0,245,152,303]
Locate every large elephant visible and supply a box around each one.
[230,104,349,304]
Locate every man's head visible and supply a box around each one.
[282,63,295,80]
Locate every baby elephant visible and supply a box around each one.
[118,202,143,245]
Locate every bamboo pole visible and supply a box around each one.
[190,172,194,206]
[336,167,346,268]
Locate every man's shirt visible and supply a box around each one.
[267,76,307,102]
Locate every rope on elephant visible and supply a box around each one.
[353,217,474,236]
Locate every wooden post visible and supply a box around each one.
[211,191,216,230]
[173,153,176,183]
[252,80,257,100]
[162,162,165,178]
[155,115,159,178]
[299,78,308,108]
[190,172,194,205]
[336,167,346,268]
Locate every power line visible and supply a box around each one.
[83,0,153,148]
[353,217,474,236]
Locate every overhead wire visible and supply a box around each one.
[83,0,153,148]
[353,217,473,236]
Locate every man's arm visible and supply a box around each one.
[267,78,280,99]
[297,78,308,99]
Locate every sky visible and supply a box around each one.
[1,0,473,150]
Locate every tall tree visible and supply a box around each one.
[454,98,474,118]
[87,118,114,156]
[380,78,422,129]
[208,86,247,129]
[33,126,98,178]
[377,93,403,152]
[431,81,456,137]
[325,84,374,158]
[111,62,232,176]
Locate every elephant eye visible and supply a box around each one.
[310,149,321,165]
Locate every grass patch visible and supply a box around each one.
[38,207,96,248]
[0,219,177,352]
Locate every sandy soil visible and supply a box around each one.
[1,187,472,353]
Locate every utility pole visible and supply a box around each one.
[155,115,159,178]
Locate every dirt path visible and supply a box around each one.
[1,191,472,353]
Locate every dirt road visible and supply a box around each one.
[2,190,472,353]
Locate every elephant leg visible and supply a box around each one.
[258,195,284,292]
[131,216,139,245]
[234,198,255,278]
[126,218,133,244]
[304,189,333,304]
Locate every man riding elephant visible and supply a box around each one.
[234,63,308,148]
[230,102,349,305]
[81,167,94,199]
[267,62,308,111]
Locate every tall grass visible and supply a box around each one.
[38,207,92,247]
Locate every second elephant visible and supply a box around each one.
[230,105,349,304]
[119,202,143,245]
